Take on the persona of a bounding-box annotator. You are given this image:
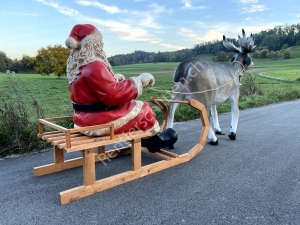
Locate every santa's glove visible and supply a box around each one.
[138,73,155,88]
[114,73,125,82]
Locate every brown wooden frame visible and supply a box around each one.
[34,97,209,205]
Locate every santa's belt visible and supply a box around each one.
[72,102,118,112]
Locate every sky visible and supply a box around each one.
[1,0,300,60]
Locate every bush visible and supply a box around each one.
[0,76,48,156]
[240,74,263,97]
[284,49,291,59]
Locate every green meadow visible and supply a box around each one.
[1,47,300,122]
[1,49,300,156]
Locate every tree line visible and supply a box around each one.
[0,23,299,76]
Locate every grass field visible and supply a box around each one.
[1,48,300,155]
[0,46,300,121]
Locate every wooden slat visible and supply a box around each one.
[42,133,65,140]
[38,119,68,132]
[38,131,62,138]
[65,131,153,153]
[69,123,114,134]
[52,135,93,146]
[47,133,83,143]
[57,135,111,149]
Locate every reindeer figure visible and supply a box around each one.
[166,29,256,145]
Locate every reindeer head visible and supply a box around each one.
[223,29,256,70]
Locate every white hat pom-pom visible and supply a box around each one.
[65,37,79,49]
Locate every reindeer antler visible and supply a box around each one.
[238,29,256,53]
[223,29,256,53]
[222,35,241,53]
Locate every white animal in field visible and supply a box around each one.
[166,29,256,145]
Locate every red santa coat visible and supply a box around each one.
[69,60,159,136]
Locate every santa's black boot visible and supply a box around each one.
[141,128,178,153]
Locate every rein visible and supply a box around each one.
[148,61,245,95]
[232,60,245,77]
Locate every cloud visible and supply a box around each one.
[160,43,186,50]
[36,0,81,16]
[178,28,202,43]
[36,0,162,44]
[181,0,207,9]
[238,0,259,3]
[182,0,192,8]
[76,0,124,14]
[241,4,268,13]
[121,3,170,29]
[178,28,223,43]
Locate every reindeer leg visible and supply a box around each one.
[211,104,224,135]
[166,91,185,149]
[166,102,180,129]
[228,94,239,140]
[207,107,218,145]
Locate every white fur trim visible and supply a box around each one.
[75,100,144,136]
[65,37,79,49]
[145,121,160,135]
[114,73,125,82]
[130,77,143,98]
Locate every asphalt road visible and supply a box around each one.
[1,99,300,225]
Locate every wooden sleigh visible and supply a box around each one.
[34,97,209,205]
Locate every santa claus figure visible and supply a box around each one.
[65,24,178,152]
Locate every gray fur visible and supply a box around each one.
[166,29,255,145]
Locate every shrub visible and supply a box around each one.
[0,76,48,156]
[240,74,263,97]
[284,49,291,59]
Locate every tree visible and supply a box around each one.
[20,55,36,69]
[281,44,289,50]
[213,51,229,62]
[0,51,12,72]
[35,45,70,77]
[261,34,280,51]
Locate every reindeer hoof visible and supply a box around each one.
[228,132,236,140]
[215,130,225,135]
[209,139,219,145]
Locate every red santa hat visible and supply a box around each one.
[65,24,99,49]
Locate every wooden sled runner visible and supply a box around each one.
[34,97,209,205]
